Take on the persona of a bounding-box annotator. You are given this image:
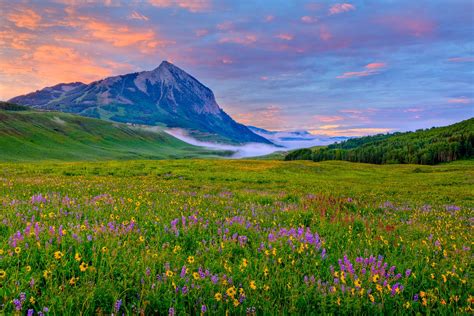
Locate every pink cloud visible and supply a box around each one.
[128,11,149,21]
[376,15,435,37]
[329,3,355,15]
[301,16,317,24]
[404,107,423,113]
[276,33,293,41]
[217,21,233,31]
[195,29,209,37]
[265,15,275,22]
[147,0,211,12]
[448,97,471,104]
[319,25,332,41]
[337,62,387,79]
[219,34,257,45]
[448,57,474,63]
[221,57,233,64]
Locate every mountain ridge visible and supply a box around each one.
[9,61,271,144]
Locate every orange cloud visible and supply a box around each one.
[366,62,386,69]
[31,45,112,81]
[7,8,42,30]
[314,115,344,123]
[0,31,34,50]
[233,105,283,129]
[58,9,170,53]
[148,0,211,12]
[329,3,355,15]
[337,62,387,79]
[0,45,126,99]
[83,21,157,47]
[309,127,391,137]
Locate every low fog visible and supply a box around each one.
[165,129,281,158]
[165,128,342,158]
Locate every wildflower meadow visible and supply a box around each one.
[0,160,472,314]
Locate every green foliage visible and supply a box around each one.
[285,118,474,165]
[284,148,313,161]
[0,110,231,161]
[0,101,30,111]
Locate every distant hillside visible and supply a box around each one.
[9,61,270,144]
[0,103,231,162]
[285,118,474,165]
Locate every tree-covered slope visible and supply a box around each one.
[285,118,474,165]
[0,104,231,162]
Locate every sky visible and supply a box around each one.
[1,0,473,136]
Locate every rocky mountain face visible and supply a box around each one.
[10,61,270,144]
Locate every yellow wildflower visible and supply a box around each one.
[372,274,380,283]
[79,262,88,272]
[250,280,257,290]
[369,294,375,303]
[75,253,82,261]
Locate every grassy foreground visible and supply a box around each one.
[0,159,472,314]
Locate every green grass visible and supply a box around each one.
[0,159,472,314]
[0,110,231,161]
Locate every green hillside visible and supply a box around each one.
[285,118,474,165]
[0,104,231,161]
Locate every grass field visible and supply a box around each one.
[0,159,472,314]
[0,110,230,161]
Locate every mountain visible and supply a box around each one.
[0,102,231,162]
[248,126,349,149]
[9,61,270,144]
[285,118,474,165]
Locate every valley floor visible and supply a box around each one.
[0,160,472,314]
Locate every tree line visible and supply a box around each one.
[285,118,474,165]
